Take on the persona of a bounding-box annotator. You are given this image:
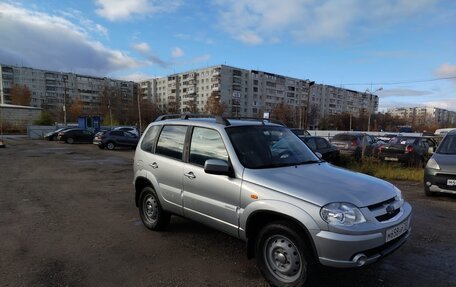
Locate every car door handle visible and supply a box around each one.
[149,162,158,169]
[184,172,196,179]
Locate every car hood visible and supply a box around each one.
[432,153,456,172]
[243,162,397,207]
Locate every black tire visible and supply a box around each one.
[139,187,170,230]
[424,184,435,196]
[106,142,116,150]
[66,137,74,144]
[255,221,314,287]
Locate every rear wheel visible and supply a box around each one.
[256,221,314,287]
[106,142,115,150]
[139,187,170,230]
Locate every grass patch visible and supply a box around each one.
[336,155,424,182]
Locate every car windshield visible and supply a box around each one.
[436,135,456,154]
[226,125,319,169]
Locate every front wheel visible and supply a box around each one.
[106,142,116,150]
[66,137,74,144]
[139,187,170,230]
[256,222,313,287]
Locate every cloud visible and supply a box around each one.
[95,0,182,21]
[379,88,433,97]
[0,3,141,75]
[434,63,456,78]
[116,73,156,82]
[213,0,439,44]
[171,47,184,58]
[60,9,109,38]
[133,42,151,53]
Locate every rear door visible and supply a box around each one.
[182,126,242,237]
[143,125,188,215]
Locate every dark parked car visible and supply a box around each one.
[379,136,436,167]
[113,126,139,136]
[57,128,95,144]
[43,127,72,141]
[330,133,379,159]
[300,136,340,163]
[424,130,456,196]
[95,130,139,150]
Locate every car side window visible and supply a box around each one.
[189,127,229,166]
[316,138,329,149]
[155,125,187,160]
[140,125,161,152]
[305,138,317,150]
[111,131,123,136]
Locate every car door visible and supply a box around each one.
[141,125,188,215]
[123,131,138,147]
[182,126,242,237]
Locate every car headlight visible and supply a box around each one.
[320,203,366,226]
[426,158,440,170]
[393,185,403,202]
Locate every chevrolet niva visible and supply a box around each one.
[133,115,412,287]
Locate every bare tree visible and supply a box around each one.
[67,99,84,122]
[10,84,31,106]
[205,91,226,115]
[271,103,295,127]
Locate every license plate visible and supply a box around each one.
[448,179,456,186]
[386,220,408,242]
[384,157,399,162]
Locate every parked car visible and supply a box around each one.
[377,133,398,143]
[330,132,379,159]
[300,136,340,163]
[96,130,139,150]
[379,136,437,167]
[43,127,72,141]
[113,126,139,136]
[57,128,95,144]
[133,115,412,287]
[424,130,456,196]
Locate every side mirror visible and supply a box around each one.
[315,152,323,159]
[204,159,232,176]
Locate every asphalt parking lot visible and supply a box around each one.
[0,137,455,287]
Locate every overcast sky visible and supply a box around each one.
[0,0,455,111]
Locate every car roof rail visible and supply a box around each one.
[229,117,286,126]
[154,113,231,126]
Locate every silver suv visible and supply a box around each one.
[133,115,412,287]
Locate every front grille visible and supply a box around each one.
[368,197,395,211]
[375,208,400,222]
[433,174,456,191]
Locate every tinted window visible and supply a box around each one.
[110,131,123,136]
[390,137,418,145]
[437,135,456,154]
[155,125,187,160]
[305,138,317,150]
[316,138,330,149]
[141,125,161,152]
[189,127,228,166]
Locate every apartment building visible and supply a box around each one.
[388,106,456,126]
[0,64,137,114]
[139,65,379,128]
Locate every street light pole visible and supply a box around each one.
[137,92,142,137]
[63,74,68,126]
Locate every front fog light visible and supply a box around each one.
[321,202,366,226]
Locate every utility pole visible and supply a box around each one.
[63,74,68,126]
[304,80,315,130]
[137,92,142,137]
[365,87,382,132]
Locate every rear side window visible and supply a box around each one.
[189,127,228,166]
[316,138,330,149]
[140,125,161,152]
[155,125,188,160]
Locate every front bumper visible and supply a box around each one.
[312,203,412,268]
[424,169,456,195]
